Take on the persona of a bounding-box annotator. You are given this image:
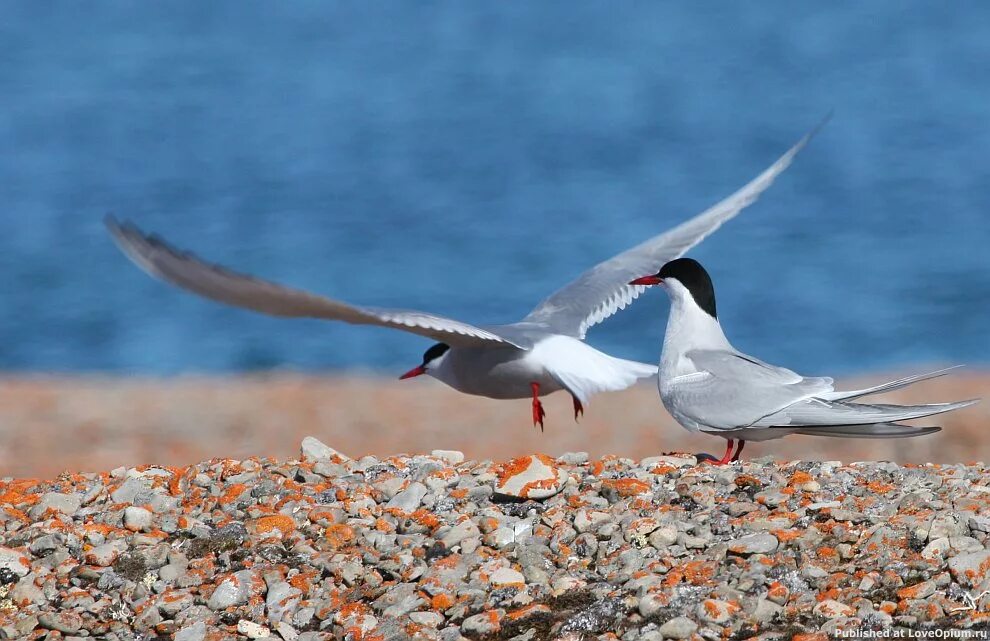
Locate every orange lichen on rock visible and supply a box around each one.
[863,479,896,494]
[601,478,651,497]
[507,604,551,621]
[772,529,803,542]
[407,509,441,530]
[664,560,716,586]
[431,593,455,611]
[218,483,249,505]
[325,524,356,548]
[649,464,679,476]
[247,514,296,536]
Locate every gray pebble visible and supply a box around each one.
[727,532,778,555]
[38,611,82,634]
[208,569,259,610]
[300,436,350,462]
[123,506,153,531]
[35,492,82,516]
[386,482,428,512]
[461,610,503,636]
[431,450,465,464]
[174,621,207,641]
[948,550,990,588]
[658,616,698,639]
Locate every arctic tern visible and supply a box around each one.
[630,258,977,463]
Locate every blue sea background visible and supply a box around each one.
[1,4,988,376]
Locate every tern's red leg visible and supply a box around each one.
[705,439,735,465]
[731,440,746,462]
[572,395,584,422]
[530,382,545,432]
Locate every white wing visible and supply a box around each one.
[106,217,521,349]
[523,116,829,338]
[669,349,834,430]
[677,349,976,432]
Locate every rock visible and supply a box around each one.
[949,536,984,553]
[375,583,426,618]
[267,581,303,624]
[969,516,990,533]
[948,550,990,588]
[28,535,59,556]
[462,610,503,636]
[574,509,612,534]
[37,611,82,634]
[386,482,427,512]
[440,519,481,548]
[300,436,350,462]
[9,574,46,606]
[0,547,30,578]
[275,622,300,641]
[431,450,464,464]
[814,599,855,618]
[929,514,967,540]
[489,567,525,587]
[897,580,936,600]
[658,616,698,639]
[35,492,82,516]
[175,621,207,641]
[493,454,566,500]
[110,477,155,504]
[638,593,666,618]
[753,598,783,623]
[697,599,738,624]
[648,525,678,549]
[124,505,154,531]
[409,611,444,627]
[209,569,261,610]
[237,619,271,639]
[921,537,951,560]
[643,455,696,468]
[728,532,779,555]
[84,540,127,566]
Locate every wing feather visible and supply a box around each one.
[524,116,829,337]
[106,217,521,349]
[672,349,833,430]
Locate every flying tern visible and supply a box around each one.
[630,258,978,463]
[107,121,822,429]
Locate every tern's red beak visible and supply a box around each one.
[628,275,663,286]
[399,365,427,380]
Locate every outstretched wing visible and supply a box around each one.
[523,116,829,338]
[106,217,522,349]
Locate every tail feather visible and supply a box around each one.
[791,423,941,439]
[822,366,964,402]
[755,398,978,428]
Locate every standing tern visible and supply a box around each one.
[107,121,822,430]
[630,258,978,463]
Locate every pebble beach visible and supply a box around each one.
[2,437,989,640]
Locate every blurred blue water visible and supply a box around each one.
[0,4,988,376]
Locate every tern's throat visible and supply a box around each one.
[661,292,731,358]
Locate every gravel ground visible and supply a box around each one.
[1,437,989,640]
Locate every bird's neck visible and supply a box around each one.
[662,295,731,359]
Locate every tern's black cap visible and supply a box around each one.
[657,258,716,318]
[423,343,450,364]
